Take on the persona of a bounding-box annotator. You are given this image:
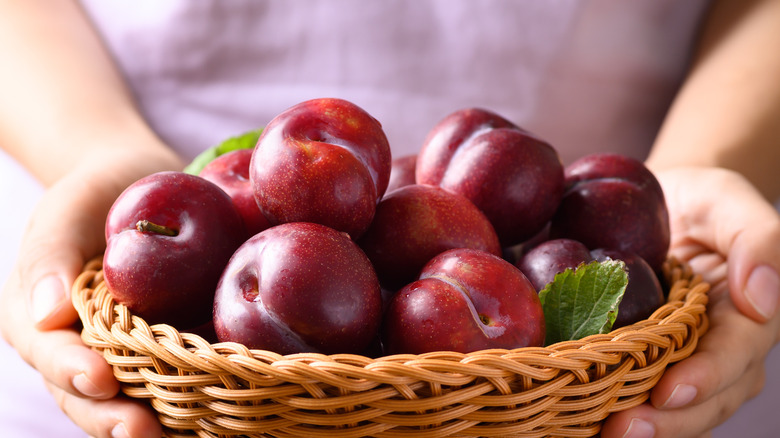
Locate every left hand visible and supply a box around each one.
[601,166,780,438]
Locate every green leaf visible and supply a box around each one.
[538,259,628,345]
[183,128,264,175]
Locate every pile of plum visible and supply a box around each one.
[102,98,669,357]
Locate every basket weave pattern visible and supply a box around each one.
[72,257,709,438]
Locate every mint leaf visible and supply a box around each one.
[538,259,627,345]
[183,128,263,175]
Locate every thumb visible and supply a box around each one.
[14,145,184,332]
[18,174,110,330]
[727,212,780,323]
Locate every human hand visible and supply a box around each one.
[0,148,182,438]
[601,167,780,438]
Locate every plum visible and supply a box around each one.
[199,148,272,236]
[550,153,670,272]
[416,108,565,246]
[386,154,417,194]
[213,222,383,355]
[591,248,665,328]
[103,171,247,329]
[358,184,501,290]
[516,238,594,292]
[250,98,391,239]
[382,248,545,354]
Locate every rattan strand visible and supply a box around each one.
[72,257,709,438]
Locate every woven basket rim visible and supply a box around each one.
[72,255,710,438]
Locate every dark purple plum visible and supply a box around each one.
[550,153,670,272]
[591,248,665,328]
[416,108,565,247]
[516,238,594,292]
[565,153,665,203]
[213,222,383,355]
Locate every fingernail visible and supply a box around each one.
[29,275,67,324]
[111,422,130,438]
[661,383,697,408]
[745,265,780,320]
[72,372,108,398]
[622,418,655,438]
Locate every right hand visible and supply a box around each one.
[0,147,182,438]
[601,167,780,438]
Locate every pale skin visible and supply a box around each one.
[0,2,779,438]
[603,0,780,436]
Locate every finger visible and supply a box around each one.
[45,380,162,438]
[600,287,779,438]
[658,167,780,322]
[601,358,766,438]
[649,294,777,411]
[2,267,119,401]
[683,251,729,299]
[27,330,120,400]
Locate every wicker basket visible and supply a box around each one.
[72,256,709,438]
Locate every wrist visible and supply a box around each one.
[8,108,184,187]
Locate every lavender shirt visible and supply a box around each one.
[79,0,708,164]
